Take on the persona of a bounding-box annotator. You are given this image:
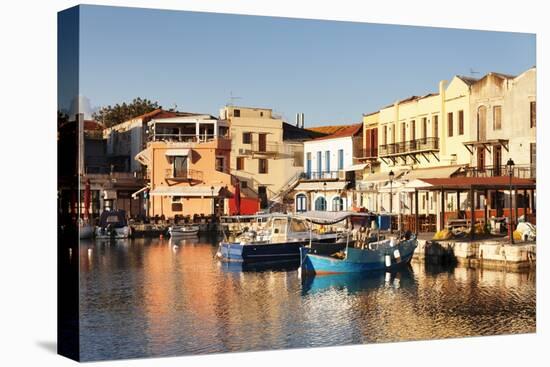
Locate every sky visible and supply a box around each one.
[77,5,536,126]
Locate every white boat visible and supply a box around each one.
[168,225,200,237]
[95,209,131,239]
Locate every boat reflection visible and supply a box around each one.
[301,266,416,295]
[219,259,300,273]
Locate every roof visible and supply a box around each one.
[456,75,479,86]
[418,176,536,190]
[83,120,105,131]
[282,122,326,141]
[307,123,363,141]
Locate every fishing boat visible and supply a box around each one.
[95,209,131,239]
[216,214,349,263]
[299,232,418,274]
[168,224,199,237]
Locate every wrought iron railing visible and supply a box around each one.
[459,165,536,179]
[379,137,439,157]
[165,168,204,181]
[302,171,343,180]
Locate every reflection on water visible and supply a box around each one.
[79,237,536,361]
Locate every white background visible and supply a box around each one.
[0,0,547,366]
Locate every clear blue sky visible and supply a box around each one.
[79,5,535,126]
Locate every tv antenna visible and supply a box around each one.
[469,68,480,76]
[227,91,242,106]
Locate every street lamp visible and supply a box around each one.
[323,182,327,211]
[210,186,215,216]
[389,170,395,233]
[506,158,515,244]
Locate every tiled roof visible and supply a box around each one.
[307,123,363,141]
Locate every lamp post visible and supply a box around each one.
[210,186,215,216]
[389,170,395,233]
[506,158,515,244]
[323,182,327,211]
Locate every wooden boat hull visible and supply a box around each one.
[300,238,417,274]
[169,226,199,237]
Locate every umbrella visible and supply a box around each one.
[84,179,91,220]
[234,179,241,215]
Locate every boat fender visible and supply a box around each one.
[390,238,395,247]
[385,254,391,267]
[393,249,401,263]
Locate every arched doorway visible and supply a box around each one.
[332,196,344,211]
[314,196,327,211]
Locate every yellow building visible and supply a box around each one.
[221,106,317,212]
[135,115,233,219]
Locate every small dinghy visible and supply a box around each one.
[168,225,200,238]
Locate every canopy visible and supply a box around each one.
[150,185,222,197]
[165,149,190,157]
[296,211,376,225]
[294,181,348,192]
[344,163,368,172]
[131,186,149,199]
[402,165,462,180]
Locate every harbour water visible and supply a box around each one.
[79,236,536,361]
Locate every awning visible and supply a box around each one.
[344,163,368,172]
[135,149,151,165]
[362,169,408,183]
[403,165,463,180]
[294,181,348,192]
[165,149,190,157]
[378,181,406,193]
[150,185,222,197]
[131,186,149,199]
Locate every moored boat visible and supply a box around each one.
[168,225,200,237]
[300,233,418,274]
[95,209,131,239]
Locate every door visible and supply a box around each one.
[493,146,502,176]
[477,148,485,175]
[258,133,267,152]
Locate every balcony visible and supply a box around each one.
[165,168,204,182]
[459,165,536,180]
[301,170,352,181]
[250,141,280,155]
[356,148,379,160]
[379,137,439,164]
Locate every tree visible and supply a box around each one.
[93,97,161,127]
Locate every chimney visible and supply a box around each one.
[296,113,300,127]
[300,113,305,129]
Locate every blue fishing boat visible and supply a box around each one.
[299,234,418,274]
[217,214,349,263]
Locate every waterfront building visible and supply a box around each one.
[135,115,233,219]
[291,123,363,212]
[221,106,318,213]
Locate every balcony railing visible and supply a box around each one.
[357,148,379,159]
[379,137,439,157]
[165,168,204,181]
[302,171,343,180]
[149,133,228,143]
[250,141,280,154]
[459,165,536,179]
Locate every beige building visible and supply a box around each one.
[221,106,317,212]
[135,115,233,219]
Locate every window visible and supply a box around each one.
[332,197,344,211]
[216,157,225,172]
[258,186,268,209]
[258,158,268,174]
[459,110,464,135]
[260,111,264,117]
[383,125,388,145]
[447,112,454,137]
[338,149,344,170]
[242,132,251,144]
[421,117,427,142]
[391,124,396,143]
[325,151,330,172]
[234,109,240,117]
[236,157,244,170]
[317,151,322,174]
[315,196,327,211]
[530,143,536,166]
[530,101,536,128]
[296,194,307,212]
[173,156,188,178]
[493,106,501,130]
[433,115,439,138]
[240,181,248,189]
[306,152,312,177]
[171,196,183,212]
[411,120,416,141]
[401,122,406,142]
[258,133,267,152]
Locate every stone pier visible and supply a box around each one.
[413,238,536,271]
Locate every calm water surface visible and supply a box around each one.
[79,236,536,361]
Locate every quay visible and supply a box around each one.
[413,233,536,271]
